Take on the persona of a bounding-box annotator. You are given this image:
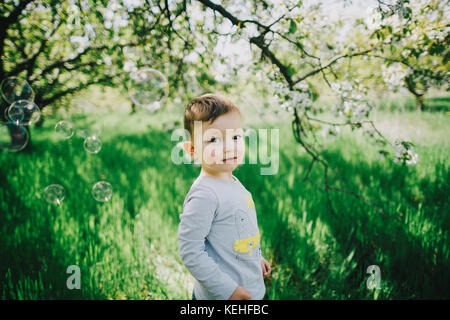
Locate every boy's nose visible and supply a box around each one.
[223,141,237,154]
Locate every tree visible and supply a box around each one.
[364,0,449,110]
[0,0,197,146]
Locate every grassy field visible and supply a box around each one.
[0,96,449,299]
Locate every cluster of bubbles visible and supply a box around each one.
[56,120,101,153]
[0,77,40,152]
[0,82,107,204]
[54,119,102,154]
[48,103,108,204]
[4,67,169,206]
[43,181,113,205]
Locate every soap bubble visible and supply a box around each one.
[8,100,40,125]
[5,104,24,124]
[43,184,65,205]
[1,77,34,104]
[92,181,113,202]
[0,123,29,152]
[129,68,169,112]
[55,120,75,139]
[3,107,10,122]
[84,136,102,153]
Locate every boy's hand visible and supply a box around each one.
[261,259,271,278]
[229,285,252,300]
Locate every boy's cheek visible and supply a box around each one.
[237,145,245,162]
[202,144,222,164]
[237,154,245,164]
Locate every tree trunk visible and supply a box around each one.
[405,75,426,112]
[415,94,425,112]
[2,102,32,152]
[130,102,136,114]
[7,123,31,152]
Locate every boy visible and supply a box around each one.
[178,93,271,300]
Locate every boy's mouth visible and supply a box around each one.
[223,156,237,163]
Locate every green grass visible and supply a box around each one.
[376,94,450,112]
[1,102,449,299]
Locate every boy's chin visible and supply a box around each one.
[205,164,237,172]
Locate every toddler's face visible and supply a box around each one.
[189,110,245,173]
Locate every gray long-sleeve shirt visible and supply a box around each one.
[178,174,266,300]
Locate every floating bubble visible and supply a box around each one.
[0,77,35,104]
[84,136,102,153]
[21,101,41,125]
[92,181,113,202]
[4,104,24,124]
[0,123,29,152]
[3,107,9,122]
[129,68,169,112]
[8,100,40,125]
[55,120,75,139]
[43,184,65,205]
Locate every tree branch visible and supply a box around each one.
[0,0,35,78]
[194,0,396,218]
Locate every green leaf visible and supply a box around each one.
[403,7,412,19]
[307,82,319,102]
[287,64,296,77]
[288,19,297,35]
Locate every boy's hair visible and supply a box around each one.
[184,93,242,141]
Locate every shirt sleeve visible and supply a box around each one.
[178,185,239,300]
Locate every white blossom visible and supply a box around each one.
[381,63,412,88]
[321,125,340,141]
[393,140,419,165]
[69,35,90,53]
[124,60,137,73]
[273,80,313,113]
[365,6,382,31]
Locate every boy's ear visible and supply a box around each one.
[183,141,194,157]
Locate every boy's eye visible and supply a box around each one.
[208,135,241,143]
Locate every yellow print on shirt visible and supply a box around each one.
[233,231,260,257]
[246,194,254,209]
